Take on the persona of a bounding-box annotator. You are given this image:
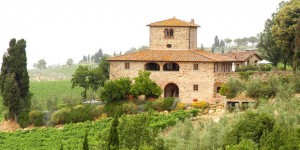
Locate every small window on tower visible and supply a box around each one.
[170,29,174,36]
[167,44,172,48]
[164,29,169,37]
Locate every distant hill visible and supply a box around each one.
[28,62,98,81]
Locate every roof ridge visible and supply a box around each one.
[190,50,215,61]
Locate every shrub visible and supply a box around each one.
[259,64,272,71]
[29,110,44,126]
[162,97,175,111]
[219,78,244,99]
[17,111,30,128]
[224,111,275,145]
[176,102,186,110]
[122,102,137,114]
[100,77,132,102]
[189,109,200,117]
[191,101,209,109]
[238,71,254,81]
[90,105,104,119]
[51,105,94,125]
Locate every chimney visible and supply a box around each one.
[191,19,194,24]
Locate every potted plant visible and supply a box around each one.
[193,98,198,102]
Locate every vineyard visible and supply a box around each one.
[0,111,194,149]
[30,80,84,110]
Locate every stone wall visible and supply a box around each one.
[149,27,197,50]
[110,61,215,102]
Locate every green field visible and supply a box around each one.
[30,80,84,110]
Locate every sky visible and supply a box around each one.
[0,0,283,68]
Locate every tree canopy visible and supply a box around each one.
[34,59,47,70]
[0,38,30,119]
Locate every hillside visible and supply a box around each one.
[28,62,98,81]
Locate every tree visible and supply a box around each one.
[272,0,300,71]
[72,66,90,100]
[108,113,119,150]
[224,38,232,47]
[294,17,300,72]
[247,36,258,48]
[82,131,89,150]
[92,49,104,63]
[100,77,132,102]
[66,58,74,67]
[0,38,30,120]
[214,36,220,48]
[34,59,47,70]
[98,55,110,85]
[258,16,282,67]
[220,40,225,54]
[242,37,248,46]
[234,38,243,47]
[130,71,162,98]
[200,44,204,50]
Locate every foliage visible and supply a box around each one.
[226,139,258,150]
[17,111,30,128]
[236,65,257,72]
[51,105,99,125]
[130,71,162,98]
[66,58,74,67]
[191,101,209,109]
[0,38,30,120]
[145,97,176,111]
[224,111,275,146]
[189,109,200,117]
[29,110,44,126]
[175,102,186,110]
[272,0,300,71]
[245,77,279,99]
[238,71,254,80]
[30,80,82,111]
[34,59,47,70]
[108,114,119,150]
[82,131,89,150]
[258,15,282,67]
[100,77,132,102]
[71,65,104,100]
[97,54,110,85]
[121,102,137,114]
[219,78,244,99]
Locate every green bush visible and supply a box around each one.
[100,77,132,102]
[189,109,200,117]
[259,64,272,71]
[51,105,94,125]
[122,102,137,114]
[29,110,44,126]
[224,111,275,145]
[238,71,254,80]
[220,78,244,99]
[90,105,104,119]
[236,65,258,72]
[162,97,175,111]
[145,97,176,111]
[17,111,30,128]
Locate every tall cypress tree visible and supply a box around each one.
[108,113,119,150]
[0,38,30,120]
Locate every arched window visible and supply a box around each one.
[164,29,169,37]
[170,29,174,36]
[163,62,179,71]
[145,62,160,71]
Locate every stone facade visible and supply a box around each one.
[110,61,216,102]
[149,26,197,50]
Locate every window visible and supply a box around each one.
[170,29,174,36]
[163,62,179,71]
[145,62,160,71]
[164,28,174,38]
[125,63,130,69]
[164,29,169,37]
[193,64,198,70]
[193,84,198,91]
[166,44,172,48]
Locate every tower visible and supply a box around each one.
[147,17,200,50]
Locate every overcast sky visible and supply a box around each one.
[0,0,283,67]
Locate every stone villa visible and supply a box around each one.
[109,17,237,103]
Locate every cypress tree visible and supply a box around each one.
[108,113,119,150]
[82,131,89,150]
[0,38,30,120]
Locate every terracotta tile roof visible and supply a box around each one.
[226,51,262,62]
[147,17,200,27]
[109,50,235,62]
